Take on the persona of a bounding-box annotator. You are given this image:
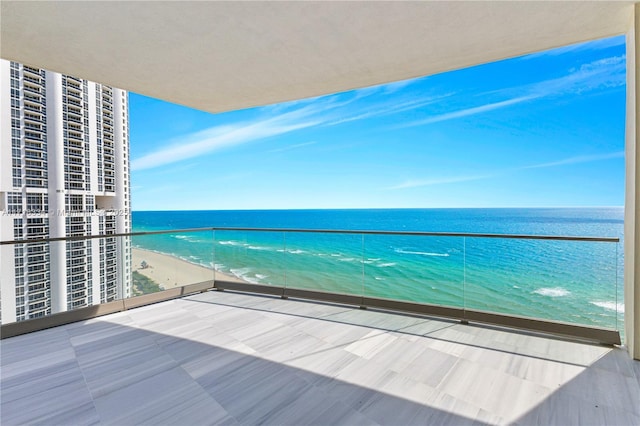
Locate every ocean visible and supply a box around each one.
[131,208,624,333]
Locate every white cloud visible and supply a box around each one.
[528,55,626,96]
[521,151,624,170]
[325,95,448,126]
[131,104,331,171]
[400,95,538,128]
[387,151,624,190]
[268,141,317,153]
[386,174,494,190]
[397,54,625,130]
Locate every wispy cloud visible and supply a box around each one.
[132,85,454,170]
[521,151,624,170]
[131,104,331,171]
[380,78,418,94]
[133,49,625,172]
[528,55,626,96]
[386,174,494,190]
[397,54,625,130]
[386,151,624,190]
[268,141,317,153]
[399,95,538,128]
[326,94,452,127]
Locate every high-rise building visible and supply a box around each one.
[0,60,131,323]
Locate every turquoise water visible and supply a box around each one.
[132,208,624,332]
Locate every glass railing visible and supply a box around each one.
[0,228,622,344]
[131,230,215,295]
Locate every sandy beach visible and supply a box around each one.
[132,248,245,290]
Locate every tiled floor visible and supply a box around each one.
[2,290,639,425]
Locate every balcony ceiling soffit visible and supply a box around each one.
[1,1,635,113]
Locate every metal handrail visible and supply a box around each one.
[0,226,620,245]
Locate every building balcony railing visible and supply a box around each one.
[66,98,82,107]
[24,124,43,132]
[23,104,43,114]
[23,85,42,96]
[22,66,41,76]
[24,132,43,141]
[22,75,41,85]
[0,227,622,346]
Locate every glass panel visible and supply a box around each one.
[2,235,130,325]
[213,230,285,287]
[363,234,464,308]
[131,231,214,294]
[464,238,620,330]
[283,232,364,296]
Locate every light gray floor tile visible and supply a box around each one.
[1,291,638,426]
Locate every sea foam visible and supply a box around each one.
[533,287,570,297]
[395,248,449,257]
[591,301,624,313]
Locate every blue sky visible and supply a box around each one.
[129,36,626,211]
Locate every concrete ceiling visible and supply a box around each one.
[1,1,636,114]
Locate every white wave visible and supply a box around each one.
[255,274,268,280]
[247,245,270,251]
[363,260,375,264]
[591,301,624,313]
[395,248,449,257]
[338,257,356,262]
[330,253,342,257]
[377,262,397,268]
[368,258,381,261]
[230,268,251,280]
[218,240,243,246]
[374,277,385,281]
[174,235,190,240]
[513,285,521,289]
[288,249,306,254]
[533,287,570,297]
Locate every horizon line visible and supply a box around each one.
[131,206,624,213]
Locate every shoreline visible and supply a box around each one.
[131,247,246,290]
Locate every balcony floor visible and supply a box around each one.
[1,290,639,425]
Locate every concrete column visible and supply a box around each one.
[113,89,129,299]
[624,3,640,360]
[0,60,17,324]
[46,73,67,314]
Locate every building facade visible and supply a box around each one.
[0,60,131,323]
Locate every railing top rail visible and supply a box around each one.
[0,226,620,245]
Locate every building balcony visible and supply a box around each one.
[1,288,638,425]
[23,103,42,114]
[1,227,638,424]
[23,94,43,105]
[22,75,41,85]
[66,97,82,107]
[24,132,43,142]
[22,66,41,77]
[22,84,41,96]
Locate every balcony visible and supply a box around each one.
[23,93,43,104]
[2,2,640,423]
[1,225,637,423]
[22,66,41,77]
[23,103,42,114]
[1,289,639,425]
